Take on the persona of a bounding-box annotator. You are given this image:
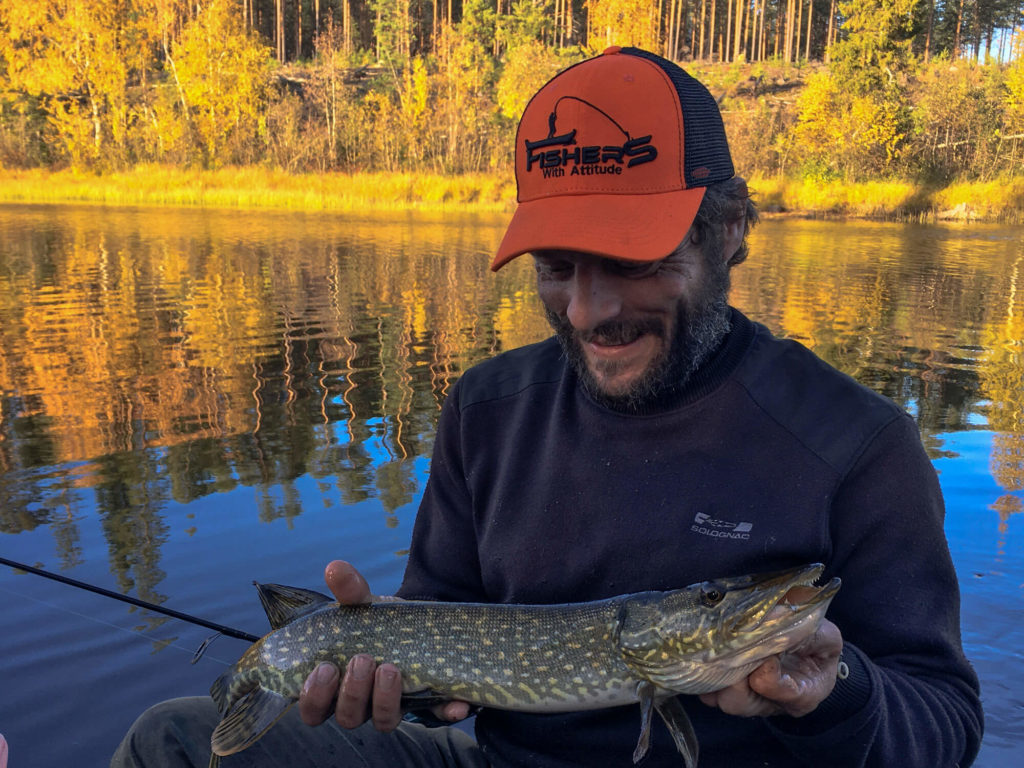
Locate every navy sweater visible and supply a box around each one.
[398,310,983,767]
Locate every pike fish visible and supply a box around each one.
[210,563,840,766]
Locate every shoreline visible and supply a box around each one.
[0,166,518,215]
[0,166,1021,223]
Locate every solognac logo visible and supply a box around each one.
[524,96,657,178]
[691,512,753,540]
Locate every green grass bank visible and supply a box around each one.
[1,166,1022,222]
[0,166,516,214]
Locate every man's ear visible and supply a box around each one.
[722,217,744,266]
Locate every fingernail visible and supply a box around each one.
[378,666,397,691]
[350,655,372,680]
[316,662,336,684]
[304,663,333,694]
[446,702,468,721]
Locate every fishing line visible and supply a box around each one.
[0,584,237,666]
[0,556,259,642]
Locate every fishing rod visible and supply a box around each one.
[0,556,259,643]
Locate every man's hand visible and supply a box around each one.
[699,619,843,719]
[296,560,472,732]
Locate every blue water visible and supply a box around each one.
[936,430,1024,760]
[0,208,1021,766]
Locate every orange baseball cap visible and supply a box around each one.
[492,46,735,271]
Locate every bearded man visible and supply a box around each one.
[114,46,982,768]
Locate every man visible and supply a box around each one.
[114,46,982,767]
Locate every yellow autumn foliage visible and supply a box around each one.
[171,0,273,166]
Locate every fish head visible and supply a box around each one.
[616,563,840,693]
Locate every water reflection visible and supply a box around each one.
[0,205,550,595]
[0,219,1020,510]
[2,212,1024,555]
[1,205,1022,765]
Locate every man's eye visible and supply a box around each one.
[535,259,573,276]
[607,260,660,278]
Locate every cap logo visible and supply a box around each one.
[522,96,657,179]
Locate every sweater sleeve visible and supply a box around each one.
[766,414,984,766]
[396,379,486,602]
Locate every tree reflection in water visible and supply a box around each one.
[0,206,1021,766]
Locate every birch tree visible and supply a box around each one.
[172,0,273,165]
[0,0,157,167]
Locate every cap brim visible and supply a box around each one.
[492,187,706,271]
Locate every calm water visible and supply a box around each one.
[0,204,1021,767]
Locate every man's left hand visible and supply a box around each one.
[698,619,843,718]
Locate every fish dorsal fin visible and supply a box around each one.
[654,696,698,768]
[210,685,293,756]
[254,582,333,630]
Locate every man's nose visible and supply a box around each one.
[565,264,623,332]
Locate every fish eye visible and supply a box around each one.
[700,583,725,607]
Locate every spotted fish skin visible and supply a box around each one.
[218,599,639,712]
[210,564,840,766]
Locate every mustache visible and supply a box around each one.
[547,312,665,346]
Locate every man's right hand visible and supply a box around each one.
[296,560,472,732]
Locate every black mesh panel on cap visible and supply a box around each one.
[618,47,735,189]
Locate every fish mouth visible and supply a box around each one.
[717,563,841,663]
[751,563,839,620]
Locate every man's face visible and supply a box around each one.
[534,231,731,411]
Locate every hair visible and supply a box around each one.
[691,176,759,268]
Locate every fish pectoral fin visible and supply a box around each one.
[633,682,657,764]
[654,696,698,768]
[254,582,333,629]
[209,670,232,715]
[210,686,294,756]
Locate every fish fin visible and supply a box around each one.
[207,752,221,768]
[209,669,232,715]
[633,682,656,764]
[210,685,294,756]
[654,696,698,768]
[254,582,333,630]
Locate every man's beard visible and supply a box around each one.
[546,259,732,413]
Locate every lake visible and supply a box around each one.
[0,203,1020,766]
